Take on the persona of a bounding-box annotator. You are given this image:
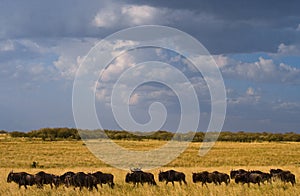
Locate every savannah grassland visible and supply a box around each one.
[0,134,300,196]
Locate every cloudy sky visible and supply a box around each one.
[1,0,300,133]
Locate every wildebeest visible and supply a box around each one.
[192,171,219,186]
[249,170,272,184]
[7,171,35,189]
[34,171,60,189]
[91,171,115,188]
[230,169,247,179]
[125,170,157,187]
[158,170,187,186]
[270,169,296,185]
[212,171,230,185]
[235,172,262,187]
[67,172,98,191]
[60,171,75,187]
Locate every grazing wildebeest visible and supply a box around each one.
[235,172,262,187]
[270,169,296,185]
[69,172,98,191]
[230,169,247,179]
[60,171,75,187]
[280,172,296,186]
[158,170,187,186]
[250,170,272,184]
[212,171,230,185]
[7,171,35,189]
[34,171,60,189]
[67,172,88,191]
[85,173,98,191]
[192,171,219,186]
[125,170,156,187]
[92,171,115,188]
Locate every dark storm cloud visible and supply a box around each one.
[0,0,103,38]
[1,0,299,54]
[125,0,300,22]
[125,0,300,54]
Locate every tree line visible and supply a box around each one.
[5,128,300,142]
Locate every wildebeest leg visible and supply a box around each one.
[50,183,53,189]
[179,181,182,185]
[94,184,98,191]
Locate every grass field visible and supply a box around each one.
[0,135,299,195]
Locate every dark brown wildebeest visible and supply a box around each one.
[92,171,115,188]
[270,169,296,186]
[192,171,219,187]
[85,173,98,191]
[250,170,272,184]
[158,170,187,186]
[235,172,262,187]
[34,171,60,189]
[280,172,296,186]
[68,172,97,191]
[60,171,75,187]
[7,171,35,189]
[230,169,247,179]
[125,170,156,187]
[212,171,230,185]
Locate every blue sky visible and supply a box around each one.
[0,0,300,133]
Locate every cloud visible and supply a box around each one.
[92,8,119,28]
[1,1,299,54]
[221,56,300,84]
[277,43,300,56]
[227,87,261,105]
[121,5,158,25]
[272,100,300,112]
[0,40,15,51]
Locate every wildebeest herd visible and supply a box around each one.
[7,170,114,190]
[7,168,296,191]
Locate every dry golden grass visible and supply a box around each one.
[0,136,299,195]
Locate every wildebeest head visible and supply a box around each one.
[158,171,166,182]
[7,171,14,183]
[192,173,197,183]
[125,173,132,183]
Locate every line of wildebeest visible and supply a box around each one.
[7,168,296,191]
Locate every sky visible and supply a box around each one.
[0,0,300,133]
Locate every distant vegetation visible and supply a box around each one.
[6,128,300,142]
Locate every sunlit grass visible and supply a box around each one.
[0,137,299,195]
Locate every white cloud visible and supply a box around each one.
[121,5,157,25]
[246,87,255,96]
[101,53,136,82]
[222,56,300,84]
[53,55,80,80]
[0,40,15,51]
[92,9,118,28]
[272,100,300,111]
[29,64,45,75]
[227,87,261,105]
[277,43,300,55]
[213,55,229,68]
